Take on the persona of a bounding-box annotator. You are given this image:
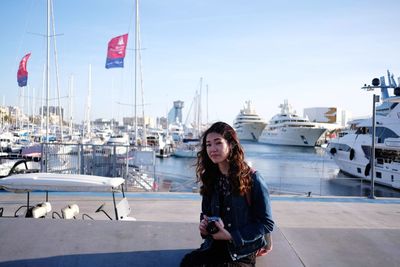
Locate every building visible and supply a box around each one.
[303,107,351,129]
[156,117,168,129]
[168,100,184,124]
[122,116,155,128]
[93,118,119,129]
[39,106,64,119]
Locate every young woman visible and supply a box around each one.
[180,121,274,267]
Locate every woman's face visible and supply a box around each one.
[206,132,231,164]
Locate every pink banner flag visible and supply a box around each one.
[17,53,31,87]
[105,34,128,69]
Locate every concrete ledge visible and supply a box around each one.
[0,219,200,267]
[1,193,399,266]
[0,218,302,267]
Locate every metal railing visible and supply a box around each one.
[40,143,156,192]
[33,143,400,197]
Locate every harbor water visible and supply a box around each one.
[154,141,400,197]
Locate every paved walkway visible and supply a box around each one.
[0,192,399,267]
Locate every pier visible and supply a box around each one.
[0,193,399,266]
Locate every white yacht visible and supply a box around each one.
[327,71,400,189]
[168,122,185,142]
[173,138,199,158]
[146,128,174,158]
[233,101,267,141]
[258,100,326,147]
[103,133,130,155]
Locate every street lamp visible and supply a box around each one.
[369,93,379,199]
[361,78,381,199]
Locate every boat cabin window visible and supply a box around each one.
[355,126,399,143]
[330,143,351,152]
[355,127,369,135]
[375,148,400,163]
[375,127,399,143]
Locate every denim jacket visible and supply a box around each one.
[200,171,274,260]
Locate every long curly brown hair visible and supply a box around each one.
[196,121,252,196]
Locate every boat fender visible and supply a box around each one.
[32,202,52,218]
[62,204,79,219]
[364,163,371,176]
[39,202,52,213]
[32,206,47,218]
[349,148,355,160]
[330,147,337,155]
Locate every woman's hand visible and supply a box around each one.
[211,218,233,241]
[199,215,209,236]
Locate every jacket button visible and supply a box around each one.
[226,207,230,211]
[227,223,231,227]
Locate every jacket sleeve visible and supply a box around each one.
[201,194,212,219]
[200,194,212,239]
[230,171,274,247]
[252,171,274,232]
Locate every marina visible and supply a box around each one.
[1,1,400,266]
[163,141,400,197]
[1,139,400,198]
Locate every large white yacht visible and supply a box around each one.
[327,71,400,189]
[233,101,267,141]
[258,100,326,147]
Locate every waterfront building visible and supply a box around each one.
[168,100,184,124]
[122,116,155,128]
[303,107,352,130]
[39,106,64,119]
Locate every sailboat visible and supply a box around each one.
[21,0,70,160]
[173,78,204,158]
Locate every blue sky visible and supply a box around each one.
[1,0,400,125]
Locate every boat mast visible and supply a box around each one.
[206,84,209,127]
[46,0,50,143]
[137,10,147,146]
[68,75,74,136]
[1,96,4,128]
[84,64,92,139]
[40,64,45,133]
[134,0,139,145]
[50,0,63,142]
[32,87,35,133]
[197,77,203,137]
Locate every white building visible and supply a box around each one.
[303,107,351,130]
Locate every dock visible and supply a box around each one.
[0,192,399,266]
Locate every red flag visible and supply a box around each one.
[17,53,31,87]
[105,34,128,69]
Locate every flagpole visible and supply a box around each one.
[27,85,30,129]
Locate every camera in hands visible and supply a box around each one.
[206,216,221,234]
